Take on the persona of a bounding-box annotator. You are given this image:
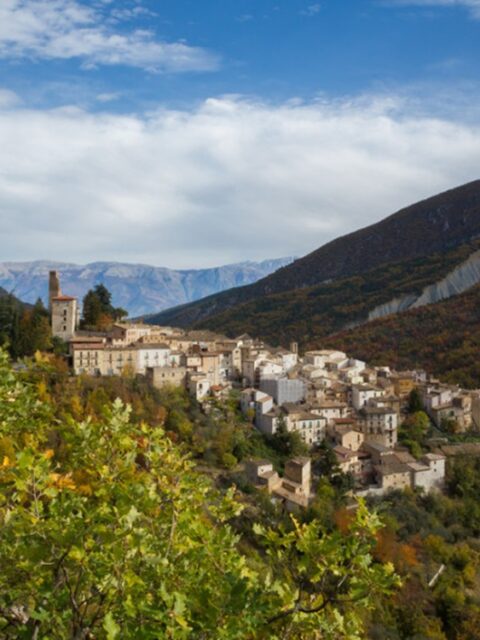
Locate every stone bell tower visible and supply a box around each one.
[49,271,78,341]
[48,270,61,312]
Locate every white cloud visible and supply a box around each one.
[96,92,121,102]
[301,4,322,17]
[387,0,480,19]
[236,14,254,23]
[0,0,218,71]
[0,89,21,107]
[0,94,479,268]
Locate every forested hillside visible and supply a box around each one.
[322,283,480,388]
[181,241,480,355]
[148,180,480,328]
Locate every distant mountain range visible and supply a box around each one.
[147,180,480,385]
[0,258,294,318]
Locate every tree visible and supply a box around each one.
[16,299,52,358]
[314,441,341,477]
[0,294,20,349]
[92,284,112,310]
[0,297,52,360]
[398,410,430,458]
[82,288,104,327]
[441,416,460,435]
[82,285,127,329]
[267,415,308,459]
[407,388,423,414]
[0,293,27,358]
[0,351,398,638]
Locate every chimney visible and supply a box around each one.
[290,342,298,355]
[48,270,61,311]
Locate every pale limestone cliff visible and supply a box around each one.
[368,250,480,322]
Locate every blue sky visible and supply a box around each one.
[3,0,480,110]
[1,0,480,267]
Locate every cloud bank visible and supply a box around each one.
[0,0,218,71]
[0,94,480,268]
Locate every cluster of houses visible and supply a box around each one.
[50,271,480,507]
[239,349,454,506]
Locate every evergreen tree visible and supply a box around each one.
[267,415,308,458]
[82,285,127,329]
[408,388,424,414]
[0,294,50,359]
[16,299,51,357]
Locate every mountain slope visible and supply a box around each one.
[322,284,480,389]
[149,179,480,327]
[171,240,479,346]
[0,257,294,318]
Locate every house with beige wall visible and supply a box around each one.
[146,366,188,389]
[359,406,398,448]
[71,340,105,375]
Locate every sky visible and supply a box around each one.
[1,0,480,269]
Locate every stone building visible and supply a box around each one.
[51,295,78,341]
[49,270,79,342]
[246,457,313,510]
[359,406,398,448]
[48,270,61,310]
[146,366,188,389]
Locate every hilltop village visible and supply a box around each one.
[50,270,480,510]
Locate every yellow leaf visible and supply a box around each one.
[78,484,93,496]
[44,449,55,460]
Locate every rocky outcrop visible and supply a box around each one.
[368,250,480,322]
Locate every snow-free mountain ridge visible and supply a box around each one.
[0,258,294,318]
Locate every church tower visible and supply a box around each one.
[49,271,78,341]
[48,270,61,312]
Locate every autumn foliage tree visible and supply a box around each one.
[0,351,399,639]
[0,296,51,359]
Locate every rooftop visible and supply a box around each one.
[333,445,358,459]
[362,441,390,453]
[377,461,409,476]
